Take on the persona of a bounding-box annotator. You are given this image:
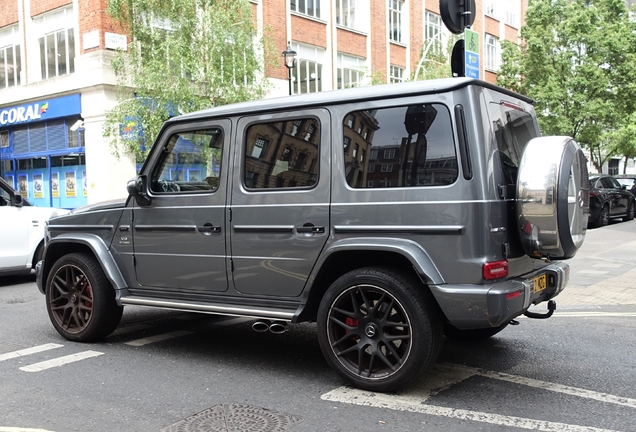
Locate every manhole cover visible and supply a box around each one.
[160,403,303,432]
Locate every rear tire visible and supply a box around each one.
[317,267,443,392]
[45,253,123,342]
[594,205,609,227]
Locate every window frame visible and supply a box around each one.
[290,0,322,20]
[485,34,499,71]
[388,0,404,43]
[34,6,76,81]
[0,25,22,89]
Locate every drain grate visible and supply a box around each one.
[160,403,303,432]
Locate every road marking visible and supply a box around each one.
[554,312,636,317]
[125,330,193,346]
[592,263,623,268]
[0,428,55,432]
[321,363,633,432]
[19,351,104,372]
[577,270,609,275]
[109,323,153,336]
[0,344,63,362]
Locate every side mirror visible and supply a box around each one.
[621,185,627,190]
[14,194,23,207]
[127,175,151,206]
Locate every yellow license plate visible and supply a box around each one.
[533,274,547,294]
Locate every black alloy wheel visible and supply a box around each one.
[593,205,610,228]
[317,267,442,392]
[46,253,123,342]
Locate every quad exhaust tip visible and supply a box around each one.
[252,319,289,334]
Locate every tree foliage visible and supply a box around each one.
[497,0,636,172]
[104,0,274,160]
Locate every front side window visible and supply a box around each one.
[35,6,75,80]
[389,0,403,43]
[290,0,321,19]
[150,128,223,193]
[0,25,22,89]
[337,53,365,89]
[244,118,320,189]
[343,103,458,188]
[485,34,499,71]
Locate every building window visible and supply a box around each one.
[337,53,365,89]
[0,131,8,148]
[388,0,403,43]
[384,148,396,160]
[504,0,520,28]
[485,1,497,19]
[485,34,499,71]
[291,42,324,95]
[35,6,76,80]
[424,11,444,56]
[336,0,368,32]
[367,164,375,172]
[290,0,321,19]
[0,25,22,89]
[250,137,268,158]
[389,65,404,83]
[381,164,393,172]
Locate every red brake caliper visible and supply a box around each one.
[84,280,93,309]
[345,317,359,341]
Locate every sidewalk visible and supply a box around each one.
[552,220,636,308]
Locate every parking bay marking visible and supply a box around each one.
[0,343,63,362]
[321,363,635,432]
[19,351,104,372]
[125,330,194,347]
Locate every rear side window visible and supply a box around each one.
[489,101,540,185]
[244,118,320,189]
[343,103,457,188]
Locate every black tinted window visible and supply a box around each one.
[244,118,319,189]
[343,103,457,188]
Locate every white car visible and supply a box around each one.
[0,177,70,276]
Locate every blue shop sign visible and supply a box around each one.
[0,94,81,127]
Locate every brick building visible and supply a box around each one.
[0,0,527,208]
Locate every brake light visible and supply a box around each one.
[483,260,509,280]
[589,191,598,197]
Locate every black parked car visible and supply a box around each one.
[588,174,635,227]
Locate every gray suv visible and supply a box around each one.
[37,78,589,392]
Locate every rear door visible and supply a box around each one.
[229,110,330,297]
[132,120,230,293]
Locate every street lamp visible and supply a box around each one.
[282,42,297,95]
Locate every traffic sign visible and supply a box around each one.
[464,28,479,79]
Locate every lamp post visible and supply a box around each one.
[282,42,297,95]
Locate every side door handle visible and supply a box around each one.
[296,224,325,234]
[198,223,221,234]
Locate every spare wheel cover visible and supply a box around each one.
[516,136,589,260]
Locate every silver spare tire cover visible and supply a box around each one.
[516,136,589,260]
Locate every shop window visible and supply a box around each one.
[0,131,8,148]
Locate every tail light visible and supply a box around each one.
[483,260,509,280]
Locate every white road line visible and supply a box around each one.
[19,351,104,372]
[0,344,63,362]
[109,323,153,336]
[124,330,193,346]
[0,428,55,432]
[553,312,636,317]
[479,369,636,409]
[321,362,634,432]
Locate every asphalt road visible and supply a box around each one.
[1,224,635,432]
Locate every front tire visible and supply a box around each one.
[624,201,635,221]
[592,205,609,228]
[45,253,123,342]
[317,267,442,392]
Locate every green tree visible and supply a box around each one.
[104,0,274,160]
[606,113,636,174]
[497,0,636,172]
[412,35,461,81]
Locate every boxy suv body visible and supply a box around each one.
[37,78,589,391]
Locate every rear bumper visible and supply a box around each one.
[429,262,569,330]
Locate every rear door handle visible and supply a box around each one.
[296,225,325,234]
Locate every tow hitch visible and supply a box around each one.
[523,300,556,319]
